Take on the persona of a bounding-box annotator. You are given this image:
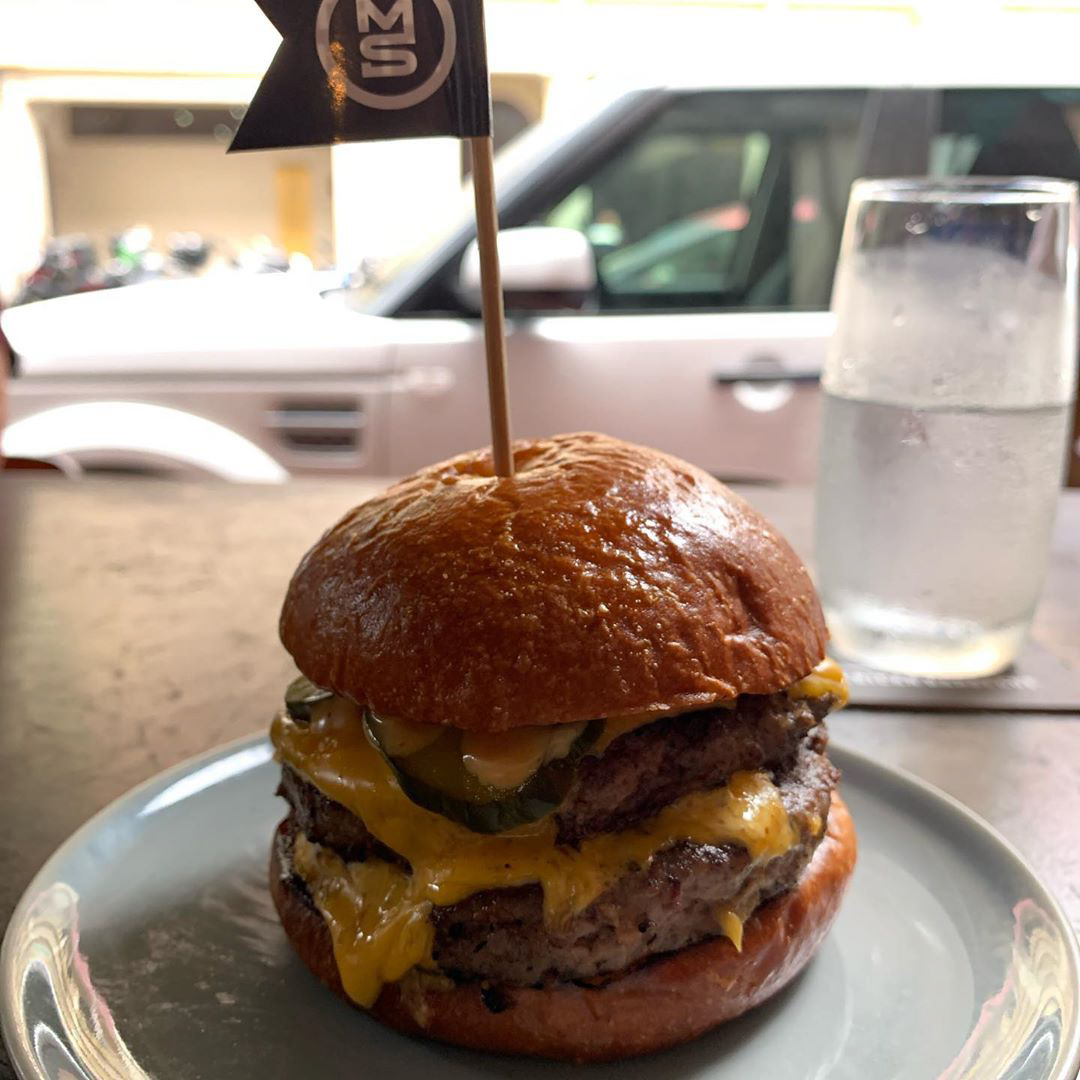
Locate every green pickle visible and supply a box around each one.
[364,711,600,834]
[284,675,334,722]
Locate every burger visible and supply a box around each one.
[269,432,855,1062]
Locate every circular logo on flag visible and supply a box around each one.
[315,0,457,111]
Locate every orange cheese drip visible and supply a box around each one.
[716,908,745,952]
[788,656,849,707]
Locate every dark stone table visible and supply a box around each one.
[0,476,1077,1078]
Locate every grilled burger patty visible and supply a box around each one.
[276,694,838,987]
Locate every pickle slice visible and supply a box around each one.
[364,712,600,833]
[364,711,444,758]
[284,675,334,722]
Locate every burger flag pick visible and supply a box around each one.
[230,0,515,476]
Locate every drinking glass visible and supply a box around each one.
[815,177,1078,678]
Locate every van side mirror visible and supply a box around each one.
[459,227,597,313]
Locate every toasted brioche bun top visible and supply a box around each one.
[280,432,826,731]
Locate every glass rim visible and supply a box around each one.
[851,175,1078,205]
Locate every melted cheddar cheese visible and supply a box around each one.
[272,700,797,1007]
[716,909,745,952]
[789,656,849,707]
[460,721,586,789]
[293,834,435,1007]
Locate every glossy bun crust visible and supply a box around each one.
[280,433,827,731]
[271,793,855,1063]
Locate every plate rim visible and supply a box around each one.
[2,732,1078,1080]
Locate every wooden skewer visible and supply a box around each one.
[469,134,514,478]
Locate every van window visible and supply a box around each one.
[932,90,1080,182]
[536,90,865,313]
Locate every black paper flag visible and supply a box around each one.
[231,0,492,151]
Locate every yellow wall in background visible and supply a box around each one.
[275,165,316,260]
[35,102,332,267]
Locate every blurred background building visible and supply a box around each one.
[4,0,1079,303]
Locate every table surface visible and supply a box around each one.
[0,476,1078,1079]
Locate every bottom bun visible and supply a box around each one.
[271,792,856,1063]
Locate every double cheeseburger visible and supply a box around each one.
[269,432,855,1062]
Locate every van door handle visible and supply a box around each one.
[712,369,819,385]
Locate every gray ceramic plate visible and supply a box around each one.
[2,737,1078,1080]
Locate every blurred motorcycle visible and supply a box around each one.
[100,226,163,288]
[14,236,105,304]
[167,232,213,275]
[15,229,217,304]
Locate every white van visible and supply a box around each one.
[5,75,1080,483]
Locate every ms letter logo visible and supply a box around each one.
[315,0,458,111]
[357,0,417,78]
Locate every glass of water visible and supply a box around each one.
[815,177,1078,678]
